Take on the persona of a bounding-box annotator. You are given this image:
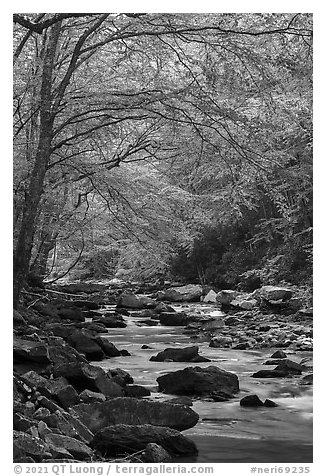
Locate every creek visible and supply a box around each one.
[95,303,313,463]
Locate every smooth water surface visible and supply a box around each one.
[94,305,313,463]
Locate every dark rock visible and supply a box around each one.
[154,302,176,314]
[232,342,250,350]
[141,345,153,349]
[210,390,234,402]
[71,397,199,433]
[124,385,151,397]
[44,434,93,460]
[79,389,106,403]
[51,381,80,409]
[240,395,264,407]
[13,413,36,432]
[157,365,239,397]
[209,336,233,348]
[143,443,172,462]
[71,300,100,310]
[120,349,131,356]
[168,397,193,406]
[52,362,124,396]
[271,350,287,359]
[48,341,87,366]
[259,325,271,332]
[14,310,27,325]
[251,370,288,378]
[150,345,205,362]
[300,374,313,385]
[274,359,304,375]
[159,312,190,326]
[54,410,94,444]
[107,368,134,386]
[139,319,159,326]
[14,337,50,364]
[33,408,51,421]
[93,315,127,328]
[57,307,85,322]
[94,337,121,357]
[264,399,278,407]
[13,430,51,461]
[68,329,105,361]
[37,396,63,413]
[91,424,198,456]
[264,359,287,366]
[82,322,108,333]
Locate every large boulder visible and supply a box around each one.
[68,329,105,361]
[94,337,122,357]
[13,430,51,461]
[117,292,157,309]
[209,336,233,348]
[52,362,124,397]
[157,366,239,398]
[91,424,198,456]
[71,397,199,433]
[21,371,79,409]
[163,285,203,302]
[143,443,172,462]
[14,337,51,364]
[43,433,93,460]
[216,290,238,305]
[159,312,190,326]
[150,346,210,363]
[254,286,293,302]
[124,385,151,398]
[93,314,127,328]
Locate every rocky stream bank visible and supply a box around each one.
[13,281,313,463]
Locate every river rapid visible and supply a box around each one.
[94,304,313,463]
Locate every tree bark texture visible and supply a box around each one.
[13,22,62,308]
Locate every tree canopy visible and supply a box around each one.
[13,13,313,305]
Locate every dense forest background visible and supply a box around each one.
[13,13,313,306]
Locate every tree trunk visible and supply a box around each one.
[13,23,62,308]
[30,232,58,279]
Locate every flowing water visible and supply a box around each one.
[95,304,313,463]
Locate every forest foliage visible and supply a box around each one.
[13,13,313,302]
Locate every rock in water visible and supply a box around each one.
[150,345,209,362]
[163,285,203,302]
[159,312,190,326]
[71,397,199,433]
[157,366,239,397]
[143,443,172,462]
[271,350,287,359]
[240,395,264,407]
[91,424,198,456]
[68,330,105,361]
[117,292,156,309]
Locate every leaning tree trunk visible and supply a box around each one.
[13,23,62,308]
